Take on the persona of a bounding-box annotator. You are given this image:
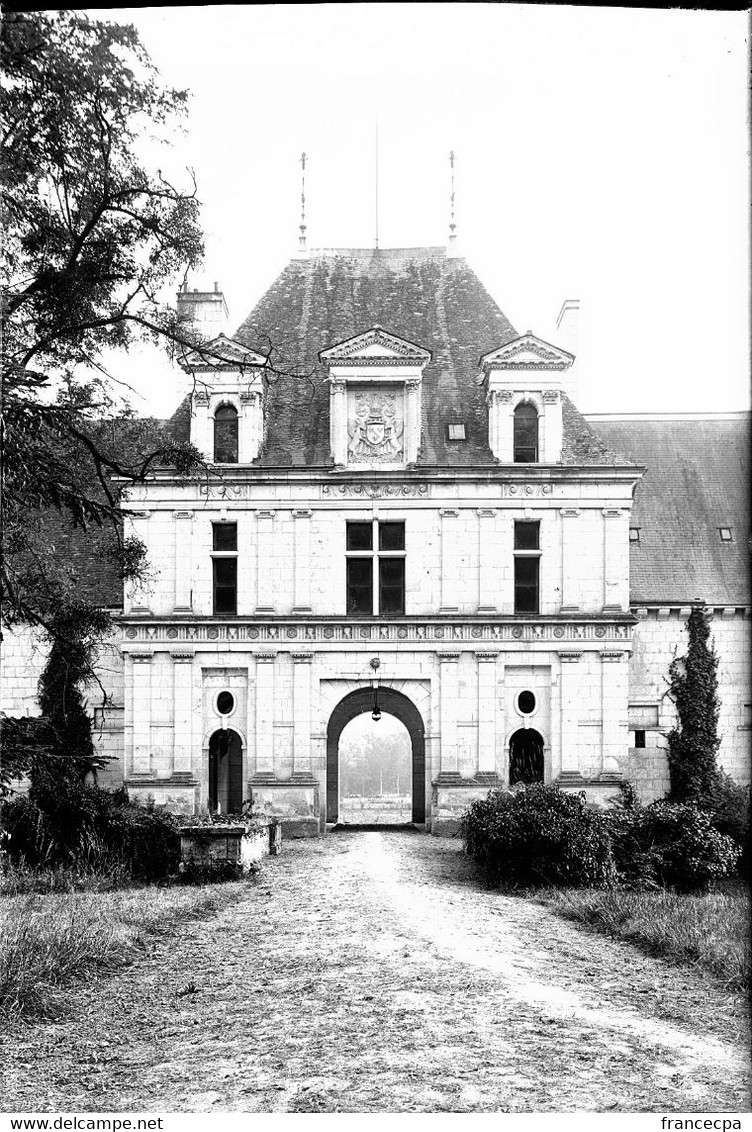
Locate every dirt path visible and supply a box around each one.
[1,831,749,1113]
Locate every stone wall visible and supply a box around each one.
[0,625,124,790]
[620,608,751,800]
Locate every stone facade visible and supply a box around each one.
[2,248,748,830]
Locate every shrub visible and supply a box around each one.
[460,784,615,889]
[704,771,750,875]
[0,784,180,882]
[609,798,740,894]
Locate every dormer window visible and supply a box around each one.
[214,404,239,464]
[320,326,430,468]
[513,402,539,463]
[480,334,573,464]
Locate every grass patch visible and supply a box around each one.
[0,879,250,1019]
[532,885,750,990]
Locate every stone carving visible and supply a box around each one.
[347,389,404,463]
[320,483,429,499]
[122,620,632,645]
[500,483,553,497]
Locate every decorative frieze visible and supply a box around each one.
[500,483,553,497]
[122,619,632,646]
[320,483,430,499]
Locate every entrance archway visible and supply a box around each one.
[208,729,243,814]
[326,688,426,825]
[509,728,545,786]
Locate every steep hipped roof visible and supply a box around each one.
[587,414,750,606]
[233,248,624,467]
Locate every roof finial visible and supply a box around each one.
[448,149,458,255]
[298,151,307,255]
[374,122,380,251]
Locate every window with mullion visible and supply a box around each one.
[346,519,405,615]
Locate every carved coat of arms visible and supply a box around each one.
[347,390,404,463]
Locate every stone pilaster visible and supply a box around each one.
[256,510,276,612]
[477,509,497,613]
[603,508,625,611]
[173,511,193,612]
[292,510,313,613]
[172,653,194,775]
[558,651,584,782]
[254,653,276,775]
[292,653,313,775]
[476,653,498,774]
[329,377,348,465]
[439,652,460,773]
[601,651,627,777]
[125,512,151,614]
[560,508,581,612]
[131,654,152,775]
[404,378,422,463]
[439,509,459,612]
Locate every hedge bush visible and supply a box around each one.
[460,784,615,889]
[1,783,180,882]
[461,784,742,895]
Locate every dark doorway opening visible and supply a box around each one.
[208,729,243,814]
[326,688,426,826]
[509,728,545,786]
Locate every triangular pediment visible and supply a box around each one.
[180,334,267,370]
[319,325,431,365]
[480,334,574,371]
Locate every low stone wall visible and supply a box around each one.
[179,819,280,876]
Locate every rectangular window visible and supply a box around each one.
[379,558,405,614]
[212,522,237,551]
[514,521,540,550]
[346,558,373,615]
[633,730,646,748]
[346,522,373,551]
[513,520,540,614]
[212,521,238,615]
[514,556,539,614]
[379,522,405,552]
[213,558,237,615]
[629,527,640,543]
[346,519,405,615]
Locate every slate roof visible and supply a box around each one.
[587,415,751,606]
[232,247,625,468]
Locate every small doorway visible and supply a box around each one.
[509,727,545,786]
[339,713,412,825]
[208,729,243,814]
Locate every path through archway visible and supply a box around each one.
[326,688,426,826]
[339,713,412,825]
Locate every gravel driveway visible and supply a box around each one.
[1,830,749,1113]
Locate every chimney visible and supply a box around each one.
[555,299,580,406]
[176,281,229,341]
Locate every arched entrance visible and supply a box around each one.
[509,728,545,786]
[208,729,243,814]
[326,688,426,825]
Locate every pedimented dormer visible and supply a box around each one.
[179,335,267,464]
[480,334,574,463]
[319,326,431,468]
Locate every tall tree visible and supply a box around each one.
[1,10,207,634]
[666,604,721,801]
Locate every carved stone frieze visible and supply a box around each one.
[121,619,632,647]
[320,483,430,499]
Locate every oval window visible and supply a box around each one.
[217,691,235,715]
[518,690,536,715]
